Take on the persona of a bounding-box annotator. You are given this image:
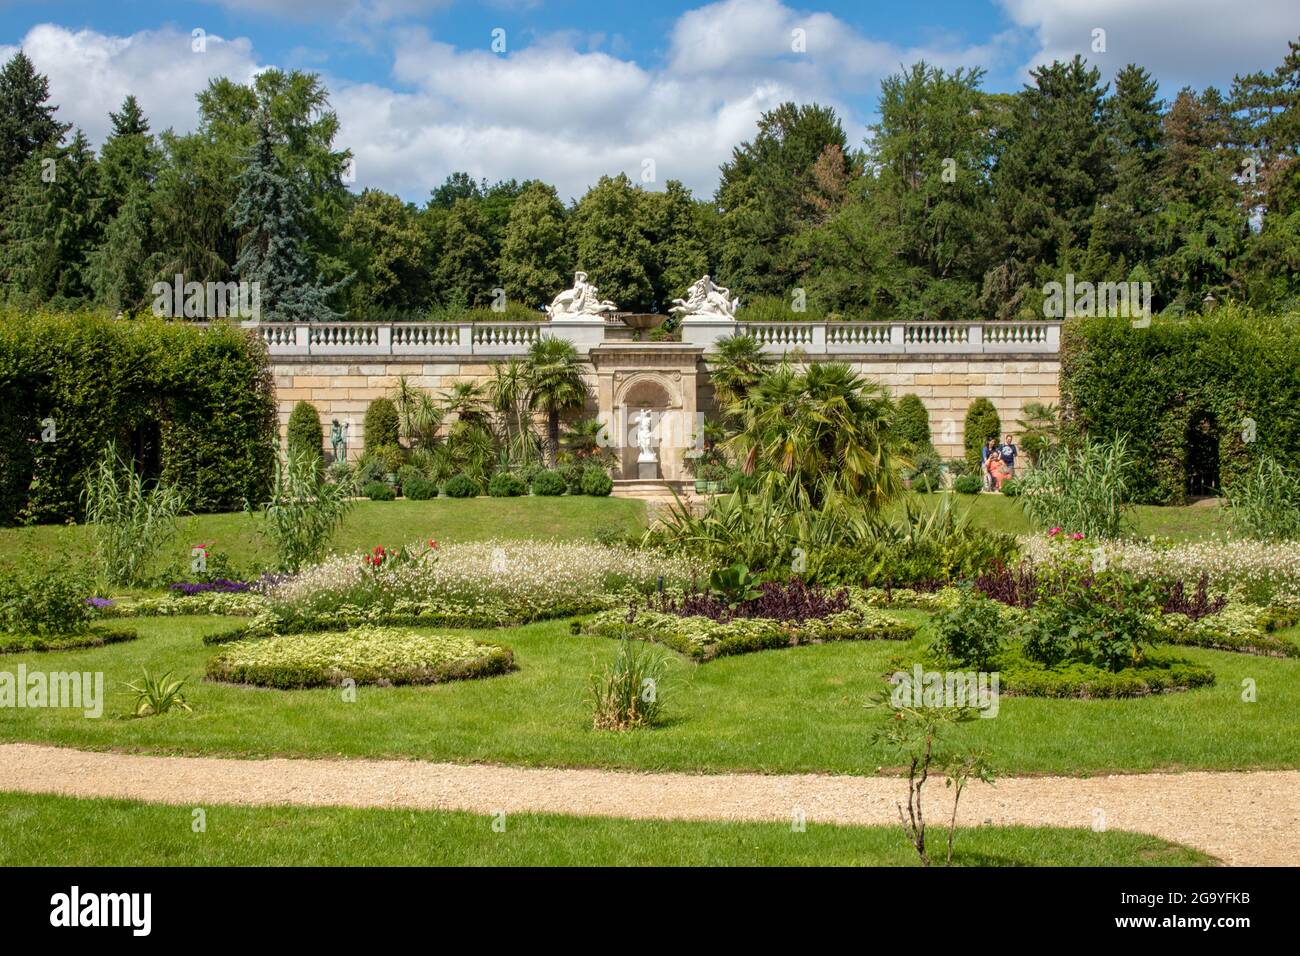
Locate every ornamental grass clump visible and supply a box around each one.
[259,451,356,573]
[1016,436,1135,539]
[589,639,671,730]
[82,444,186,587]
[1222,456,1300,541]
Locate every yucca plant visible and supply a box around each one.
[82,444,186,587]
[125,668,192,717]
[590,639,671,731]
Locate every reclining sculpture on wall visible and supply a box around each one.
[546,271,618,319]
[670,275,739,320]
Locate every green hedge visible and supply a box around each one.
[1060,309,1300,503]
[0,311,276,524]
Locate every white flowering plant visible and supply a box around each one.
[257,540,708,633]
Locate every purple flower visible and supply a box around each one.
[167,579,253,596]
[85,597,115,609]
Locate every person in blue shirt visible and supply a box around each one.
[981,438,996,490]
[999,435,1018,478]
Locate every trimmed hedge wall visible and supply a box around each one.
[0,311,277,524]
[1059,309,1300,504]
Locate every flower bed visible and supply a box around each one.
[257,540,706,632]
[583,606,916,661]
[206,625,515,689]
[1020,534,1300,603]
[1155,604,1300,658]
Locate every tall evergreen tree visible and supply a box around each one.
[0,51,68,182]
[232,116,343,321]
[987,56,1113,313]
[0,129,102,305]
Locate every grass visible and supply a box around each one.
[0,792,1214,866]
[2,613,1295,776]
[0,496,646,578]
[901,491,1232,541]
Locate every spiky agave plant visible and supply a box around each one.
[125,668,192,717]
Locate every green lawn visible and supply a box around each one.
[0,792,1212,866]
[0,496,646,576]
[900,491,1231,540]
[3,613,1295,776]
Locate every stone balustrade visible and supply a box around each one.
[243,319,1061,357]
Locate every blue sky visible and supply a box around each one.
[1,0,1295,201]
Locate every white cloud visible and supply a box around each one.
[0,24,262,145]
[0,2,1007,202]
[1000,0,1298,91]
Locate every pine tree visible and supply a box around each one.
[0,129,103,304]
[232,116,343,322]
[0,51,68,182]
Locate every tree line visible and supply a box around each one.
[0,36,1297,322]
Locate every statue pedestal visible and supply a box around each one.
[679,313,738,348]
[637,461,659,480]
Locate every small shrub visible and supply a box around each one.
[124,668,192,717]
[590,639,670,730]
[326,461,354,486]
[558,462,584,495]
[0,562,94,636]
[488,472,526,497]
[1000,476,1021,497]
[581,467,613,497]
[403,476,438,500]
[928,589,1004,670]
[531,470,566,496]
[368,443,406,474]
[444,473,479,498]
[287,402,324,468]
[905,449,943,493]
[963,398,1001,471]
[953,474,983,495]
[396,464,424,489]
[364,480,396,501]
[363,397,401,452]
[355,455,387,485]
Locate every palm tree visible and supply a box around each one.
[441,381,491,428]
[708,334,770,411]
[725,361,902,511]
[561,417,615,467]
[526,336,588,466]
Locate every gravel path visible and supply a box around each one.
[1,744,1296,865]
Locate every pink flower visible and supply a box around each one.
[1048,527,1062,537]
[1070,532,1085,540]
